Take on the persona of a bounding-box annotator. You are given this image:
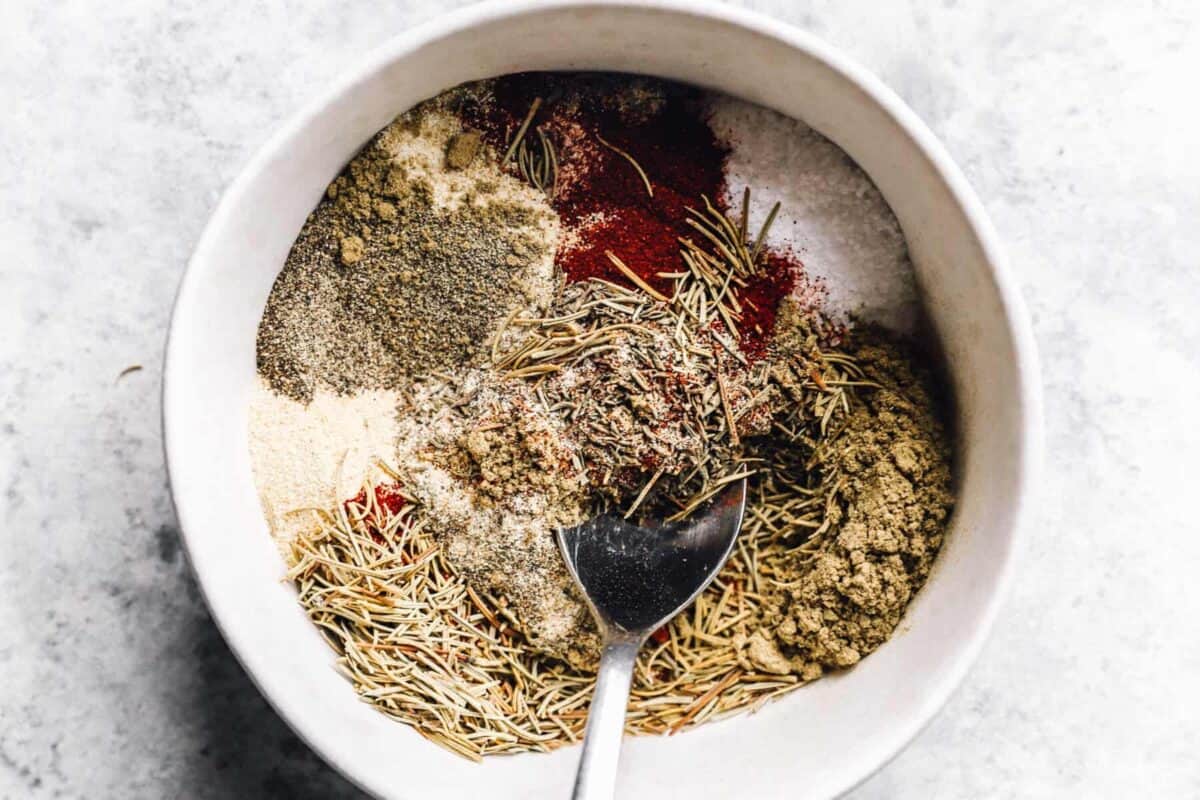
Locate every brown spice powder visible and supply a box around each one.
[396,373,601,668]
[752,333,954,677]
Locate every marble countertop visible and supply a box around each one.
[2,1,1197,797]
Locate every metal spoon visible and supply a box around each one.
[556,480,747,800]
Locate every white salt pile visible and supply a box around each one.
[710,96,918,333]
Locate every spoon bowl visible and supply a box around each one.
[559,481,748,635]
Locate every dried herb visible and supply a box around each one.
[596,133,654,197]
[502,97,543,164]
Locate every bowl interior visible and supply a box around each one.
[165,3,1037,799]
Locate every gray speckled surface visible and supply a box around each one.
[2,1,1198,797]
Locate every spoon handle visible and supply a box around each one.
[570,635,641,800]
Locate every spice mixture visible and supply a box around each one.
[250,72,954,759]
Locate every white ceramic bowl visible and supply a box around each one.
[164,2,1041,797]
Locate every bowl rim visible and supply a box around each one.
[164,1,1043,797]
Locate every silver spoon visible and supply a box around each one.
[556,480,747,800]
